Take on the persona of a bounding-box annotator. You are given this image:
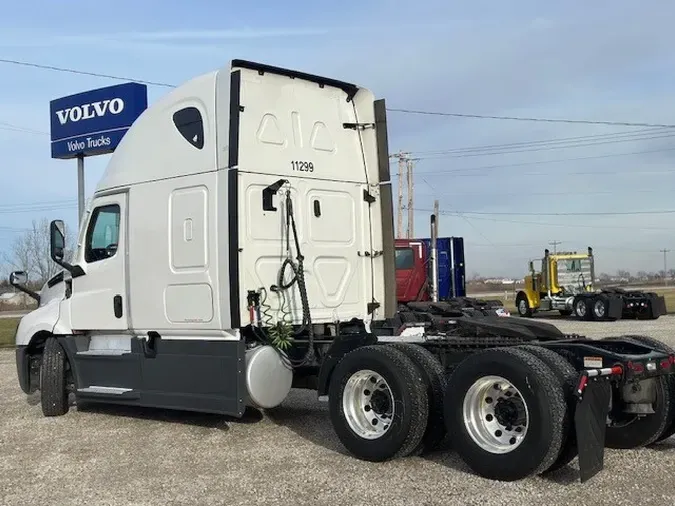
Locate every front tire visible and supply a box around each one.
[328,345,429,461]
[40,337,69,417]
[444,347,566,481]
[516,294,532,318]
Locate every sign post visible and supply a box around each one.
[49,82,148,226]
[77,154,85,224]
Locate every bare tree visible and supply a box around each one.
[616,269,631,280]
[2,218,76,288]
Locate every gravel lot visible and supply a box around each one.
[2,317,675,505]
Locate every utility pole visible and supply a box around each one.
[661,249,671,286]
[430,199,440,302]
[549,240,561,254]
[406,157,415,238]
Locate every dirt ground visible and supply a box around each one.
[2,317,675,505]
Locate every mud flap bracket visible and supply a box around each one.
[574,379,611,483]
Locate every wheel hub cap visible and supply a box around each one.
[463,375,530,454]
[595,302,605,317]
[343,370,394,439]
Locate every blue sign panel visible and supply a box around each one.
[50,82,148,159]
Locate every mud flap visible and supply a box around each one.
[650,294,667,318]
[574,379,611,482]
[606,294,623,320]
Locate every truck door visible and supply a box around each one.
[68,192,128,331]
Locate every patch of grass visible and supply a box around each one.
[654,288,675,314]
[0,318,20,348]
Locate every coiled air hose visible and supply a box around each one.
[265,189,316,368]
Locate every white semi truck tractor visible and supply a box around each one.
[10,59,675,484]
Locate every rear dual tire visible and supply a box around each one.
[602,335,675,447]
[443,347,569,481]
[328,343,448,462]
[328,345,430,461]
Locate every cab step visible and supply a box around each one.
[77,386,140,399]
[76,349,129,356]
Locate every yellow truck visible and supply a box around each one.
[515,247,666,320]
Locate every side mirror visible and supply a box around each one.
[50,220,66,262]
[9,270,28,286]
[8,270,40,303]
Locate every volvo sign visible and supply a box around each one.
[49,82,148,159]
[49,82,148,224]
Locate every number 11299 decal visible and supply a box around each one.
[291,161,314,172]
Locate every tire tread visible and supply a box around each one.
[328,344,429,461]
[40,337,69,417]
[387,343,447,454]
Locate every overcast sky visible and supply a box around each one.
[1,0,674,277]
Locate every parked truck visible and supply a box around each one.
[395,235,507,314]
[516,247,667,321]
[10,59,675,484]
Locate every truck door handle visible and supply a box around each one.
[113,295,123,318]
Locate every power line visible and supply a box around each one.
[0,121,48,135]
[386,107,675,129]
[417,187,674,198]
[449,209,675,217]
[0,198,76,209]
[468,242,664,253]
[2,57,674,131]
[408,208,675,231]
[406,132,675,160]
[0,58,176,88]
[407,127,670,156]
[392,145,675,177]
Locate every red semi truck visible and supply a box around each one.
[394,236,507,314]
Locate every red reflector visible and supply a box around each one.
[610,365,623,375]
[629,362,644,373]
[662,360,672,369]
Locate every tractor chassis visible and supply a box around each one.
[313,326,675,483]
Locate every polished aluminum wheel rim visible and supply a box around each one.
[594,300,605,318]
[463,375,529,454]
[343,369,394,439]
[576,300,587,317]
[518,299,528,315]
